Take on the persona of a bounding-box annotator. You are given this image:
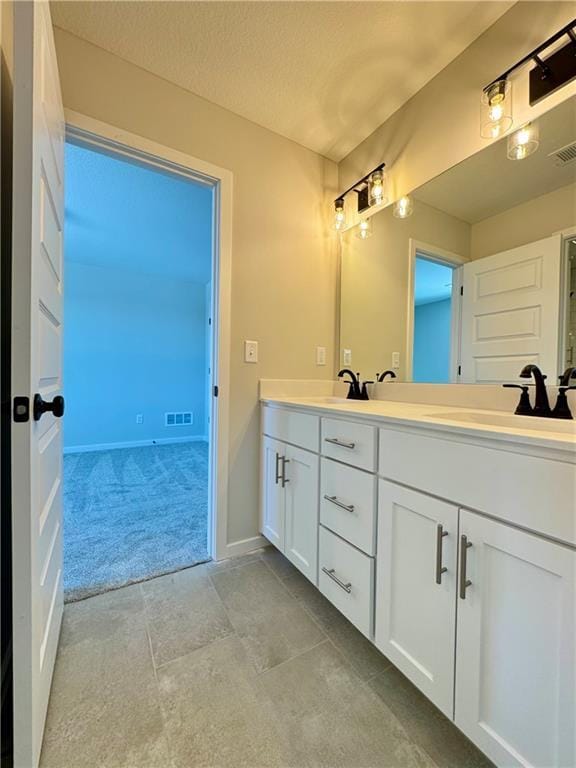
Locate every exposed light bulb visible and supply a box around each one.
[369,169,386,206]
[507,122,539,160]
[333,198,346,231]
[356,218,372,239]
[393,195,413,219]
[480,79,512,139]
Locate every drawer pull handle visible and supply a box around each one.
[281,456,290,487]
[323,495,355,514]
[459,534,473,599]
[275,452,282,485]
[322,567,352,594]
[325,437,356,450]
[435,524,448,585]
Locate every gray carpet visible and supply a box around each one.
[63,442,210,602]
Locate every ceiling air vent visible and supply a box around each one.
[549,141,576,166]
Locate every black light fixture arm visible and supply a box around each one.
[334,162,385,205]
[484,18,576,93]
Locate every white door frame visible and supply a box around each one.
[406,238,467,382]
[556,225,576,372]
[64,110,232,561]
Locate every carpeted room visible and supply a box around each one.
[63,141,214,601]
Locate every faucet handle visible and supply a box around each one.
[552,385,576,420]
[502,383,533,416]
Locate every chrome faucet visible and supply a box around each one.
[519,364,552,417]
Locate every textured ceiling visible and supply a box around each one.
[51,1,512,161]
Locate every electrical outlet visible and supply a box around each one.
[136,414,143,424]
[316,346,326,366]
[392,352,400,369]
[343,349,352,366]
[244,340,258,363]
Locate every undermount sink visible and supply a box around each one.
[432,410,576,435]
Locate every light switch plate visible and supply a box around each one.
[343,349,352,366]
[244,340,258,363]
[316,346,326,366]
[392,352,400,369]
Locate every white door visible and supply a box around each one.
[261,436,285,549]
[455,510,575,768]
[284,445,319,583]
[460,235,562,383]
[375,481,458,718]
[11,3,65,766]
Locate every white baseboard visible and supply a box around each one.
[64,435,209,455]
[217,534,268,561]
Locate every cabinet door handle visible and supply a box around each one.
[281,456,290,487]
[459,534,473,599]
[435,524,448,585]
[321,567,352,594]
[324,437,356,450]
[274,452,282,485]
[323,495,355,514]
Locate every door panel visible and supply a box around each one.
[11,3,64,766]
[456,510,575,768]
[375,481,458,718]
[261,436,285,549]
[284,445,319,583]
[460,235,562,382]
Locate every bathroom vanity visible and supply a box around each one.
[259,392,575,768]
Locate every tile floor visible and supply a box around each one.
[40,547,492,768]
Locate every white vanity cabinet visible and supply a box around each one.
[455,510,575,768]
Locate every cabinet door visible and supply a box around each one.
[456,510,575,768]
[375,481,458,718]
[284,445,319,583]
[260,436,285,549]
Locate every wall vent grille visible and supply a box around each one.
[550,141,576,165]
[165,412,193,427]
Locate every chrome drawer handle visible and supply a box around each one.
[322,567,352,594]
[435,524,448,585]
[323,495,355,514]
[459,534,472,599]
[324,437,356,450]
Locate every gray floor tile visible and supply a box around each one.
[284,568,391,681]
[258,641,436,768]
[204,548,266,574]
[157,635,285,768]
[141,565,233,667]
[41,588,171,768]
[261,547,300,580]
[211,560,325,673]
[369,666,494,768]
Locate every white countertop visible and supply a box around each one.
[261,395,576,459]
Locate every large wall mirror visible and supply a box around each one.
[339,95,576,385]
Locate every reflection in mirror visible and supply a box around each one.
[339,95,576,385]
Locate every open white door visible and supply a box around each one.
[460,235,562,383]
[11,2,64,766]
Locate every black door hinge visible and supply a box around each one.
[460,286,464,296]
[213,385,219,397]
[13,396,30,422]
[458,365,462,376]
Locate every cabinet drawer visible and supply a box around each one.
[262,405,319,452]
[321,418,376,471]
[320,459,376,555]
[318,526,374,638]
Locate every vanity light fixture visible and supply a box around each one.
[507,122,540,160]
[368,168,386,206]
[481,19,576,139]
[333,198,346,231]
[355,218,373,240]
[393,195,414,219]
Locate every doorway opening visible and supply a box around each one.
[63,138,215,601]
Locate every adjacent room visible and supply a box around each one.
[63,141,214,601]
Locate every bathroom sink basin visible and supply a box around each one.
[308,396,352,404]
[432,411,576,435]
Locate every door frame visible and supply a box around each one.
[64,109,233,561]
[405,238,467,382]
[556,225,576,373]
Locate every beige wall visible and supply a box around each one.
[340,199,469,379]
[339,3,576,211]
[470,182,576,260]
[53,28,338,550]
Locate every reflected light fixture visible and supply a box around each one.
[333,198,346,231]
[507,122,540,160]
[480,79,513,139]
[393,195,414,219]
[355,218,372,240]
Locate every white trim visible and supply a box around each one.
[405,239,467,382]
[223,534,269,559]
[63,110,232,561]
[64,436,208,455]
